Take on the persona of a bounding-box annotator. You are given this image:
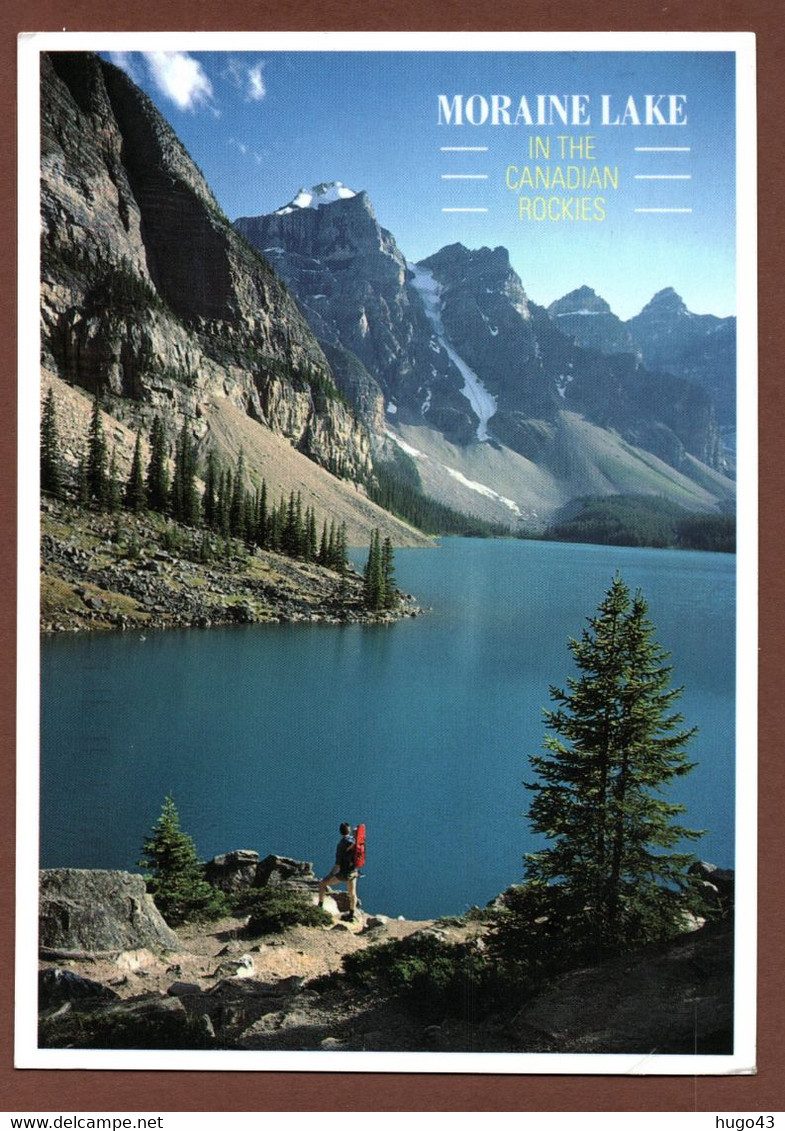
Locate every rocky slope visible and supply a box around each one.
[38,863,733,1054]
[40,52,417,547]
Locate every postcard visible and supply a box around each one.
[16,30,757,1076]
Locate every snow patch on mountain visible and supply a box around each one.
[385,429,521,516]
[555,309,602,317]
[386,431,425,460]
[408,263,498,443]
[275,181,357,215]
[444,468,522,515]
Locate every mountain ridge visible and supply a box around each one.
[234,186,733,528]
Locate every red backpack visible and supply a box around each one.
[353,823,366,869]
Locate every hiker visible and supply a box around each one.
[318,822,359,920]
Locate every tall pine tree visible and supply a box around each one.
[523,574,705,955]
[381,536,399,609]
[124,432,147,513]
[364,529,384,610]
[41,388,64,498]
[86,392,109,508]
[146,416,170,513]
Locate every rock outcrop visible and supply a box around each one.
[39,869,180,953]
[37,862,734,1054]
[202,851,318,895]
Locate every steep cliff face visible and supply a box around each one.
[40,53,372,483]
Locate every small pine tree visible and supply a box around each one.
[87,392,109,508]
[76,449,89,507]
[169,423,199,526]
[106,447,122,513]
[202,450,219,530]
[41,388,64,498]
[146,416,170,513]
[318,520,329,566]
[229,451,247,538]
[125,432,147,513]
[334,522,349,575]
[138,796,227,926]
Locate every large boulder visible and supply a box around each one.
[254,854,317,891]
[39,869,180,953]
[39,967,120,1008]
[689,861,735,906]
[204,850,260,894]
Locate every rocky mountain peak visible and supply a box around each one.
[421,243,514,288]
[548,286,611,317]
[627,288,736,427]
[639,287,689,318]
[274,181,359,214]
[547,285,638,358]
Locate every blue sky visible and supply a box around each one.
[105,48,739,320]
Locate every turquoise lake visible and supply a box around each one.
[40,539,736,920]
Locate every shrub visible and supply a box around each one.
[243,888,332,936]
[342,931,491,1019]
[39,1004,216,1050]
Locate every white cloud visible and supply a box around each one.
[246,63,266,102]
[144,51,214,112]
[225,56,267,102]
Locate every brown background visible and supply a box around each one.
[2,0,781,1113]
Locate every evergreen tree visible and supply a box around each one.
[106,447,122,513]
[318,520,329,567]
[76,449,89,507]
[334,522,349,575]
[87,392,108,508]
[41,388,64,498]
[364,528,384,610]
[305,506,318,562]
[146,416,170,513]
[255,480,269,549]
[202,450,219,530]
[217,469,231,536]
[124,432,147,513]
[522,574,705,955]
[138,796,227,926]
[243,490,257,547]
[229,451,247,538]
[381,536,399,609]
[170,422,200,526]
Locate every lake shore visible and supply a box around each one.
[41,499,424,633]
